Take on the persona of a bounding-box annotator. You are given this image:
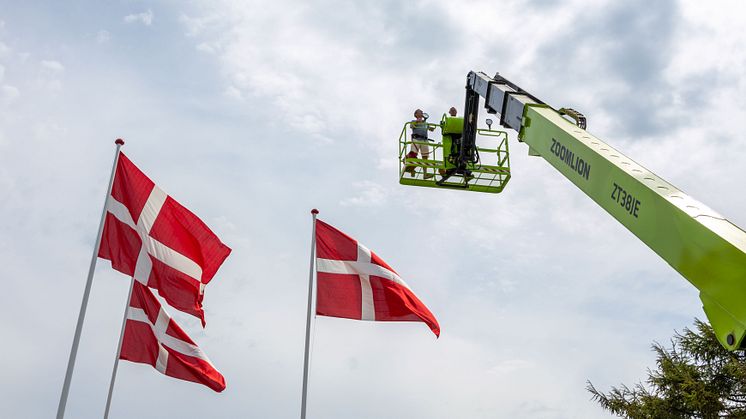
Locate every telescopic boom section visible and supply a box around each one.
[467,71,746,351]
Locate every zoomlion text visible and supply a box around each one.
[550,138,591,180]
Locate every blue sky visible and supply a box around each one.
[2,1,746,418]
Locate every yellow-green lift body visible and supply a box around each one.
[468,72,746,350]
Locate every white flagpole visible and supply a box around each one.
[57,139,124,419]
[300,208,318,419]
[103,276,136,419]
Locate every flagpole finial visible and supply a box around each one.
[115,138,125,146]
[311,209,319,215]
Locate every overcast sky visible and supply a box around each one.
[2,1,746,418]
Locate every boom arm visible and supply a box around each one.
[466,71,746,350]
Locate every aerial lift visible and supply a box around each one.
[399,71,746,350]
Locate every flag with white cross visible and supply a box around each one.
[314,219,440,337]
[98,153,231,326]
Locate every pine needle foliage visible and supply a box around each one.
[587,319,746,418]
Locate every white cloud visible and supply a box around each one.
[223,85,242,100]
[196,41,217,54]
[124,9,154,26]
[179,13,211,37]
[0,64,4,82]
[487,358,535,375]
[96,30,111,44]
[0,41,10,58]
[339,181,390,207]
[40,60,64,72]
[666,2,746,82]
[36,60,65,92]
[179,3,433,149]
[0,85,19,105]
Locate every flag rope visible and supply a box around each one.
[57,139,124,419]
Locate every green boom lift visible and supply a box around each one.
[399,71,746,351]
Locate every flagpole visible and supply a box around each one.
[57,139,124,419]
[103,276,135,419]
[300,208,318,419]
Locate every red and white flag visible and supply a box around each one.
[315,220,440,337]
[120,282,226,392]
[98,153,231,326]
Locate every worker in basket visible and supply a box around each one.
[404,108,435,178]
[439,106,464,177]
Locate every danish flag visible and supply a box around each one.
[120,282,226,392]
[315,220,440,337]
[98,153,231,326]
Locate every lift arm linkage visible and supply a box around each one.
[467,71,746,350]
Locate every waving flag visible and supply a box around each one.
[120,282,226,392]
[315,220,440,337]
[98,153,231,325]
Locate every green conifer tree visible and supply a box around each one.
[587,319,746,418]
